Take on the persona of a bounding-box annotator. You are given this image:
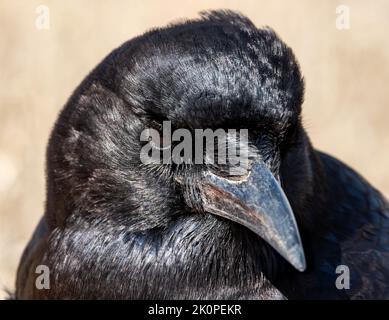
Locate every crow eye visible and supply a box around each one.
[279,122,299,155]
[285,124,296,138]
[145,118,173,151]
[149,137,171,151]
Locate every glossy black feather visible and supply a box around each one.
[15,10,389,299]
[277,152,389,299]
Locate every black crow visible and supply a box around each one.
[15,10,389,299]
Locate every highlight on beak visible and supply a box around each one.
[199,160,306,272]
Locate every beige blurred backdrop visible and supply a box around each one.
[0,0,388,299]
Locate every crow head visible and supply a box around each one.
[48,11,312,278]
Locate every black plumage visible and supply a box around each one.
[15,10,389,299]
[277,152,389,299]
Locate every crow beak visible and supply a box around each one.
[200,160,306,272]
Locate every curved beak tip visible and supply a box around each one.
[200,160,308,273]
[273,236,306,272]
[291,251,306,272]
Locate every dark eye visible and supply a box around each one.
[285,122,298,140]
[150,136,171,151]
[145,117,172,151]
[279,122,300,154]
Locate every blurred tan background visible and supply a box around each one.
[0,0,388,299]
